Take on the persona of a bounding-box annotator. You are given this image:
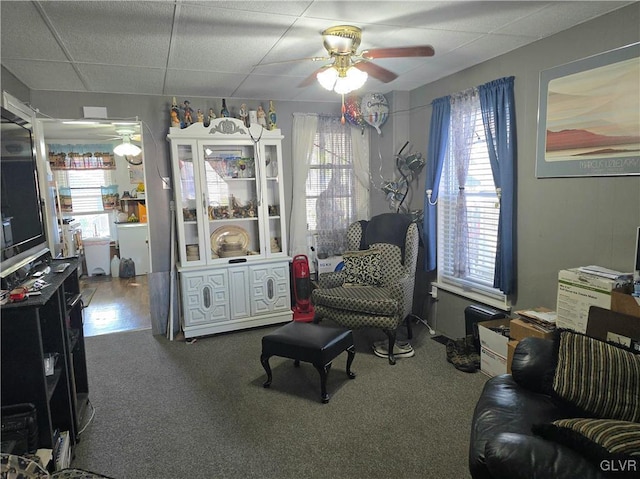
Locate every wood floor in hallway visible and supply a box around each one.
[80,274,151,337]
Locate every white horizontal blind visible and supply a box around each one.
[55,169,116,213]
[305,130,357,232]
[438,102,501,295]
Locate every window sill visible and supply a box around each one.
[432,281,511,312]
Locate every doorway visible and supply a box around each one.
[80,274,151,336]
[36,119,153,336]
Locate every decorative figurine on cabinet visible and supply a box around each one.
[239,104,249,127]
[170,97,181,127]
[182,100,194,127]
[170,109,180,127]
[257,105,267,128]
[196,109,204,123]
[221,99,230,118]
[268,100,277,130]
[208,108,216,124]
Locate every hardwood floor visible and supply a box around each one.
[79,274,151,337]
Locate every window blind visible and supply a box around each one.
[55,169,116,213]
[438,105,501,293]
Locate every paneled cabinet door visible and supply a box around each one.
[181,270,229,326]
[250,262,291,316]
[228,267,250,319]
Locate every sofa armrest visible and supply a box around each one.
[511,336,556,395]
[485,433,605,479]
[317,271,345,289]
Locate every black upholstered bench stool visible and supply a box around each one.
[260,321,356,403]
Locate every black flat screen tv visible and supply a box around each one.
[1,106,49,280]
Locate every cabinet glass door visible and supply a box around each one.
[263,142,287,256]
[202,143,260,262]
[174,142,204,265]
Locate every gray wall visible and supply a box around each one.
[1,68,31,103]
[409,4,640,338]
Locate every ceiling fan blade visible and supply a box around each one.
[353,61,398,83]
[298,66,331,88]
[361,45,435,59]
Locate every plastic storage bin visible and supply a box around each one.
[84,237,111,276]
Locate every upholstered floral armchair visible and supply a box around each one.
[311,213,419,365]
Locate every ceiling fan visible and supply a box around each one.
[290,25,435,93]
[101,127,143,163]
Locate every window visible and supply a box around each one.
[437,92,505,305]
[55,169,115,238]
[305,118,361,257]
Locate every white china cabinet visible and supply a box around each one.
[168,119,292,338]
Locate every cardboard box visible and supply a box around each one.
[611,285,640,318]
[510,318,554,341]
[507,340,519,374]
[556,268,632,334]
[586,306,640,352]
[315,255,344,275]
[478,318,510,377]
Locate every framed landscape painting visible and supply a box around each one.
[536,42,640,177]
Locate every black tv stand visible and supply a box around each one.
[1,258,89,457]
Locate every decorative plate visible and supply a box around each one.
[210,225,249,256]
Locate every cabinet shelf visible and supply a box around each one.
[46,368,62,401]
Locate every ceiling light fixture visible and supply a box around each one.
[113,135,141,156]
[316,56,368,94]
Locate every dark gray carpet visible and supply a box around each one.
[72,323,488,478]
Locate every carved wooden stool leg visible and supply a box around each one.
[346,345,356,379]
[313,362,331,403]
[260,354,273,388]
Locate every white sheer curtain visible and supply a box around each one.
[289,113,318,256]
[289,113,370,258]
[350,126,370,221]
[450,88,479,278]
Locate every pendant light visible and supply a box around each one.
[113,134,141,156]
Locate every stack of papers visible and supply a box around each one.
[516,308,557,333]
[578,266,633,280]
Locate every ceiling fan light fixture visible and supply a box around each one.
[317,65,367,94]
[336,66,367,94]
[114,136,142,156]
[317,67,339,90]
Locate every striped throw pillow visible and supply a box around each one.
[553,331,640,422]
[533,418,640,460]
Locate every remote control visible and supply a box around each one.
[55,262,70,273]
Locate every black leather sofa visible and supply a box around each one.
[468,336,607,479]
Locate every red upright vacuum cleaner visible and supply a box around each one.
[291,254,315,322]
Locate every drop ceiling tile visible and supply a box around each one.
[185,1,314,17]
[77,64,166,95]
[169,3,297,72]
[494,1,635,38]
[39,1,175,67]
[302,1,547,33]
[301,1,449,27]
[0,2,68,61]
[1,60,86,92]
[164,69,248,98]
[233,73,310,101]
